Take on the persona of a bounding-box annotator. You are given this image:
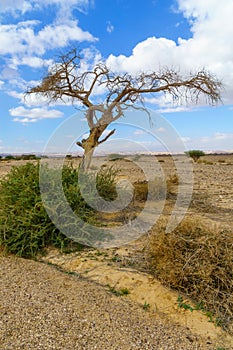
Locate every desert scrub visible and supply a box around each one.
[133,177,166,202]
[185,150,205,162]
[148,218,233,332]
[0,162,118,257]
[0,163,86,257]
[95,165,118,202]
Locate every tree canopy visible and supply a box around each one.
[27,48,222,169]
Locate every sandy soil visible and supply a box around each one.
[1,252,222,350]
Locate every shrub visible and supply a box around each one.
[20,154,39,160]
[185,150,205,162]
[4,155,15,160]
[0,163,81,257]
[0,162,118,257]
[133,178,166,202]
[96,166,118,202]
[14,154,40,161]
[65,154,72,159]
[148,218,233,332]
[108,153,125,161]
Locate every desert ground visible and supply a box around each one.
[0,154,232,349]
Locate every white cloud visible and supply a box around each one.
[7,91,24,100]
[0,20,96,57]
[0,0,32,15]
[133,130,147,136]
[182,132,233,151]
[9,106,64,123]
[0,67,19,80]
[107,37,178,73]
[8,87,76,108]
[0,0,91,17]
[106,0,233,105]
[36,21,96,52]
[106,21,114,33]
[23,92,53,107]
[156,127,166,133]
[181,136,191,143]
[158,106,192,114]
[9,56,53,69]
[212,132,232,141]
[144,95,194,113]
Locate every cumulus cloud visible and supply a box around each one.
[0,20,96,57]
[9,106,64,123]
[0,13,97,100]
[0,0,97,86]
[106,0,233,105]
[9,56,53,69]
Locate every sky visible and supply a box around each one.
[0,0,233,155]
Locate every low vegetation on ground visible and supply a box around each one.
[0,154,40,161]
[0,162,117,257]
[0,156,232,336]
[148,218,233,332]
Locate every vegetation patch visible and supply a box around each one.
[185,150,205,162]
[0,162,118,257]
[148,218,233,332]
[106,284,130,296]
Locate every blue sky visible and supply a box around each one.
[0,0,233,154]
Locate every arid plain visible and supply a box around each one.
[0,154,232,349]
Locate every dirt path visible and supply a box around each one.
[1,252,230,350]
[0,252,233,350]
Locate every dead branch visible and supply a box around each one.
[98,129,116,145]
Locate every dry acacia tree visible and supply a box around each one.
[27,49,222,170]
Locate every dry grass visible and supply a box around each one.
[148,218,233,332]
[133,177,166,202]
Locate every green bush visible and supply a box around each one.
[185,150,205,162]
[4,155,15,160]
[96,166,118,202]
[20,154,39,160]
[0,162,118,257]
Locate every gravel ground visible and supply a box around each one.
[0,254,220,350]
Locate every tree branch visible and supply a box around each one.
[26,49,223,170]
[98,129,116,145]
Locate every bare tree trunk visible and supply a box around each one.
[81,146,95,172]
[79,124,109,172]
